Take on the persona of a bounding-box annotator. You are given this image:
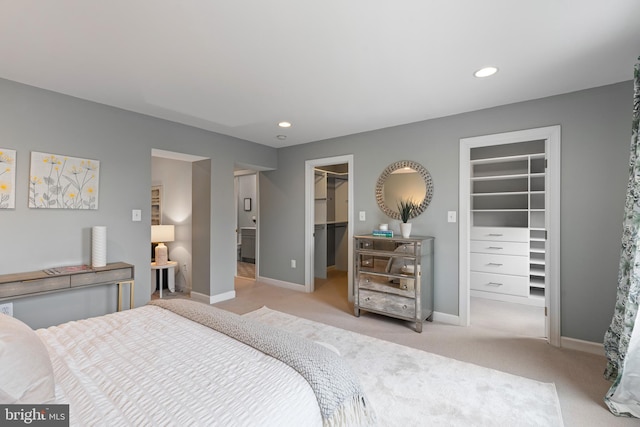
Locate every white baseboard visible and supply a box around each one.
[432,311,460,325]
[257,276,308,292]
[561,336,604,356]
[191,290,236,305]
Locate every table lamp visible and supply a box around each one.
[151,225,175,265]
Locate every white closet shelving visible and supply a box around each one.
[314,168,349,279]
[470,142,546,306]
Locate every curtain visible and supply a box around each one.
[603,57,640,417]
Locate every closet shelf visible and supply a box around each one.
[530,268,545,277]
[471,173,529,181]
[471,154,531,164]
[472,191,529,196]
[472,209,528,212]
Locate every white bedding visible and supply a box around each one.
[36,305,323,427]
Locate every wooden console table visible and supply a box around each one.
[0,262,135,311]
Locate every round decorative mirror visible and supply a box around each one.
[375,160,434,220]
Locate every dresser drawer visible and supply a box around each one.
[470,240,529,256]
[471,227,528,242]
[70,267,134,287]
[470,253,528,276]
[358,289,416,318]
[471,272,529,297]
[0,275,70,298]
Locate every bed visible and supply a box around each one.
[0,299,375,426]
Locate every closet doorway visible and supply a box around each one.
[305,155,354,302]
[459,126,561,346]
[235,169,257,280]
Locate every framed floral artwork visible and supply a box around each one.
[0,148,16,209]
[29,151,100,209]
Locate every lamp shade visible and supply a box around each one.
[151,225,175,243]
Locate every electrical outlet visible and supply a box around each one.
[183,263,187,272]
[291,259,296,269]
[0,302,13,317]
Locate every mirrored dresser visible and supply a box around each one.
[354,234,434,332]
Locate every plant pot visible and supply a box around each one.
[400,222,412,238]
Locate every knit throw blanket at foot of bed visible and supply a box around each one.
[149,299,376,426]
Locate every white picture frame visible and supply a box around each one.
[0,148,16,209]
[29,151,100,209]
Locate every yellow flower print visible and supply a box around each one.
[0,181,10,193]
[69,165,83,175]
[0,153,14,165]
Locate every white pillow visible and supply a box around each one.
[0,313,55,403]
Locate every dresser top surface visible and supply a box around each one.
[355,234,434,242]
[0,262,133,284]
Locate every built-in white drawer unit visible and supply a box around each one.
[470,253,529,276]
[470,226,529,299]
[470,240,529,256]
[471,227,528,242]
[470,272,529,297]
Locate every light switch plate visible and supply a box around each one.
[132,209,142,221]
[359,211,366,221]
[447,211,457,223]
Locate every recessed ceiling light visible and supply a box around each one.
[474,66,498,78]
[276,135,287,140]
[278,121,292,128]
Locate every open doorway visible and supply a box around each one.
[150,149,208,300]
[459,126,561,346]
[235,169,257,280]
[305,155,354,307]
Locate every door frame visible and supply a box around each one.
[305,154,354,299]
[458,125,561,346]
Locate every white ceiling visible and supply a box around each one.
[1,1,639,148]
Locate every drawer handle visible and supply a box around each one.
[402,305,408,310]
[365,297,371,301]
[487,282,503,287]
[487,246,503,250]
[365,279,370,283]
[486,263,503,267]
[488,233,503,236]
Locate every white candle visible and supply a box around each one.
[92,226,107,267]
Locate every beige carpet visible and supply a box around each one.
[237,261,255,279]
[245,306,564,427]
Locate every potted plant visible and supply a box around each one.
[397,198,418,238]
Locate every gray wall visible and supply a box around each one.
[0,78,277,328]
[259,81,632,343]
[2,75,632,342]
